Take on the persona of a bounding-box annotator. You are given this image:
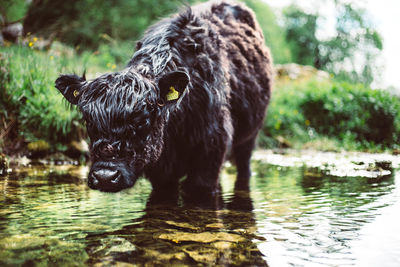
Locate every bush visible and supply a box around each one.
[23,0,199,50]
[21,0,291,64]
[261,79,400,150]
[301,82,399,145]
[0,0,29,23]
[0,43,129,147]
[0,45,81,145]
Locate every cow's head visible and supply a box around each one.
[55,69,189,192]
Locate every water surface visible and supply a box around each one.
[1,151,399,266]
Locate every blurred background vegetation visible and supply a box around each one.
[0,0,399,158]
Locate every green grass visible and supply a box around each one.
[260,78,400,151]
[0,42,132,148]
[1,45,80,145]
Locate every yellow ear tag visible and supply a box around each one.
[73,89,79,97]
[166,86,179,101]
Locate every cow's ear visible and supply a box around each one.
[55,74,86,105]
[158,71,189,104]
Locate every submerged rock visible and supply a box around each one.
[165,220,201,230]
[92,236,136,256]
[157,231,246,243]
[0,234,88,266]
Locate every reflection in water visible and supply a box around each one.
[0,158,399,266]
[0,166,150,266]
[251,162,397,266]
[85,182,267,266]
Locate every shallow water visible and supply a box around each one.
[1,151,399,266]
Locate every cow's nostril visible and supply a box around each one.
[93,169,119,182]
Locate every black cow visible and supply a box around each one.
[55,0,273,194]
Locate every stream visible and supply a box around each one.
[1,150,399,266]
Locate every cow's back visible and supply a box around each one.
[198,1,273,146]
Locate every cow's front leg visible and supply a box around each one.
[183,143,228,197]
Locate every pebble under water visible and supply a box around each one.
[0,151,399,266]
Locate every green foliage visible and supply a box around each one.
[241,0,291,63]
[0,43,128,145]
[283,2,383,86]
[96,38,135,66]
[301,83,399,145]
[21,0,291,63]
[261,79,400,151]
[0,45,80,144]
[0,0,28,23]
[284,6,318,67]
[23,0,199,50]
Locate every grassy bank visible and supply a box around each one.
[1,44,399,156]
[261,78,400,152]
[0,42,131,154]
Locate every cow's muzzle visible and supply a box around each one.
[88,162,133,192]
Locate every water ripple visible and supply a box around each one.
[1,158,399,266]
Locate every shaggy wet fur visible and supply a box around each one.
[55,0,273,194]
